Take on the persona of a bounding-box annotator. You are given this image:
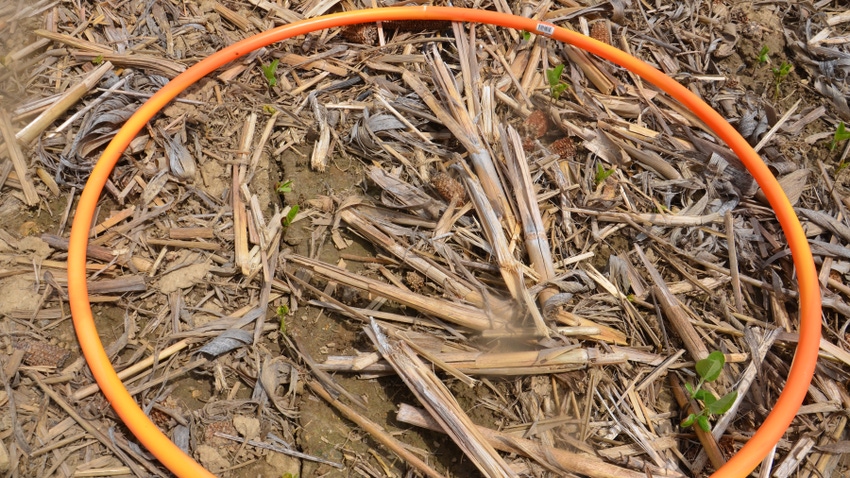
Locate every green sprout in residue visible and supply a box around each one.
[261,59,280,88]
[771,61,792,99]
[92,55,104,65]
[757,45,769,65]
[281,205,299,228]
[681,351,738,432]
[830,121,850,152]
[522,31,532,42]
[275,179,294,194]
[832,122,850,175]
[276,305,289,334]
[594,163,615,185]
[275,179,299,227]
[546,64,569,100]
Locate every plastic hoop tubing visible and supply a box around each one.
[67,6,820,478]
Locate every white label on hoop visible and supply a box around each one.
[536,23,555,36]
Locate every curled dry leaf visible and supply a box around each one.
[163,131,197,181]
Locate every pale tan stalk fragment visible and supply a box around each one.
[397,404,683,478]
[307,380,445,478]
[308,95,331,172]
[461,165,549,336]
[562,45,615,94]
[368,320,517,478]
[234,113,259,275]
[636,245,709,361]
[402,49,515,228]
[0,110,39,205]
[72,339,193,400]
[287,253,501,331]
[71,52,185,78]
[32,29,112,54]
[15,62,113,146]
[501,124,559,335]
[339,207,513,319]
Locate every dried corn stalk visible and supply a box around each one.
[368,320,517,478]
[309,93,331,172]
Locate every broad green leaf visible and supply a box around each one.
[694,389,717,406]
[546,64,564,88]
[552,82,568,99]
[707,390,738,415]
[282,204,299,227]
[697,415,711,432]
[682,414,697,428]
[276,179,294,194]
[696,351,725,382]
[837,122,850,141]
[261,59,279,88]
[757,45,769,64]
[832,122,850,151]
[594,164,615,184]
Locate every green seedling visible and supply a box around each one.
[829,121,850,152]
[92,55,104,65]
[275,180,299,227]
[546,64,569,100]
[522,31,532,42]
[681,351,738,432]
[594,163,615,185]
[281,205,299,227]
[275,179,294,194]
[261,59,280,88]
[833,122,850,175]
[276,305,289,334]
[757,45,769,65]
[771,61,792,99]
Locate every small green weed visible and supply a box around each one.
[261,59,280,88]
[276,305,290,334]
[275,180,299,227]
[771,61,792,99]
[282,205,299,227]
[522,31,532,42]
[546,64,569,100]
[757,45,769,65]
[829,121,850,152]
[275,179,294,194]
[681,351,738,432]
[594,163,615,185]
